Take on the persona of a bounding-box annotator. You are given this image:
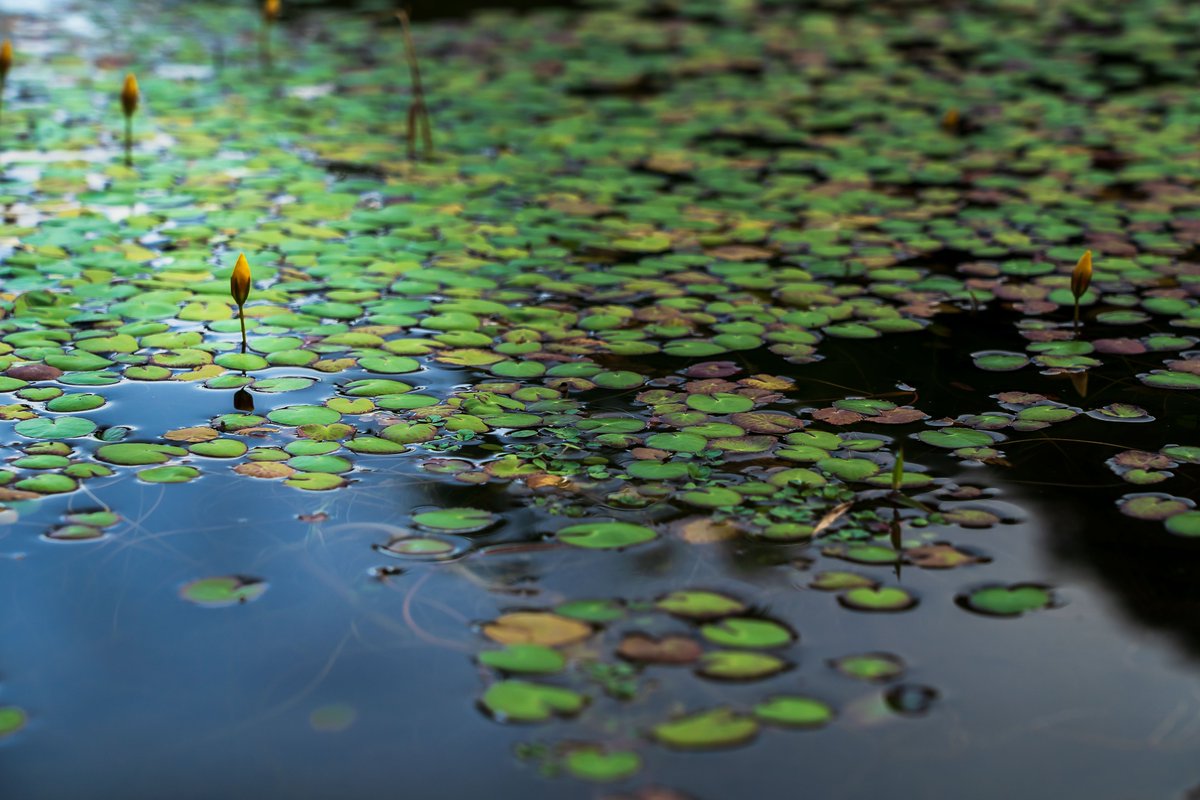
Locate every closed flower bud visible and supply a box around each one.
[1071,250,1092,300]
[264,0,281,22]
[231,252,251,308]
[121,73,139,117]
[0,41,12,81]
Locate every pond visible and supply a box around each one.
[1,0,1200,798]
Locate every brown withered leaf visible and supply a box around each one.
[671,516,741,544]
[0,487,41,501]
[905,543,990,569]
[617,634,703,665]
[811,502,854,537]
[164,426,220,443]
[868,407,929,425]
[812,407,863,426]
[233,462,296,479]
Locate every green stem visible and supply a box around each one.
[124,115,132,167]
[239,307,247,353]
[261,25,271,72]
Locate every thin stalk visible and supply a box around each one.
[260,24,271,72]
[239,307,247,353]
[124,115,132,167]
[397,9,432,160]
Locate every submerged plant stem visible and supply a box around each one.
[397,10,432,160]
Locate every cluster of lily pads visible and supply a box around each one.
[2,0,1200,788]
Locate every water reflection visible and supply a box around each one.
[232,388,254,413]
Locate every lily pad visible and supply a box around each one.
[180,576,268,607]
[652,708,758,750]
[557,521,656,550]
[413,507,497,533]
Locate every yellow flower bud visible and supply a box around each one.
[0,41,13,81]
[1071,250,1092,300]
[264,0,281,22]
[121,73,139,117]
[231,252,251,308]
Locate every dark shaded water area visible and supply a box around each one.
[4,304,1200,800]
[0,0,1199,798]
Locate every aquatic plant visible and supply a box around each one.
[230,252,251,352]
[0,40,12,126]
[396,9,432,161]
[1071,250,1093,331]
[262,0,281,70]
[120,72,138,167]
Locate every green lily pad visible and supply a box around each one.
[558,521,656,550]
[652,708,758,750]
[267,405,342,426]
[413,507,497,533]
[957,584,1054,617]
[838,587,918,612]
[830,653,906,682]
[697,651,789,681]
[180,576,268,607]
[480,680,587,723]
[0,707,28,738]
[13,417,98,439]
[656,590,747,619]
[97,443,188,465]
[700,618,795,649]
[138,465,201,483]
[563,747,641,782]
[753,696,834,728]
[478,644,566,675]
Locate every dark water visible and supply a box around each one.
[1,1,1200,798]
[3,306,1200,800]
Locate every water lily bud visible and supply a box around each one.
[231,252,251,308]
[121,73,139,117]
[0,41,12,81]
[1071,250,1092,300]
[264,0,281,22]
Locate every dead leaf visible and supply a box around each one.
[905,543,990,569]
[482,612,592,647]
[812,502,854,537]
[617,634,703,665]
[234,462,296,479]
[812,407,863,426]
[164,426,220,443]
[671,516,741,544]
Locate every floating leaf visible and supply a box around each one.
[483,612,592,647]
[838,587,918,612]
[180,576,268,607]
[696,651,788,681]
[563,747,641,782]
[413,507,496,533]
[652,708,758,750]
[957,584,1055,617]
[655,590,747,619]
[830,653,906,682]
[617,634,702,665]
[13,417,97,440]
[481,680,587,723]
[699,618,795,649]
[753,696,834,728]
[478,644,566,675]
[558,520,656,550]
[0,707,28,738]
